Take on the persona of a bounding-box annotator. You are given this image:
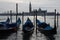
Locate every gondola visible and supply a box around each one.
[22,18,34,33]
[6,18,21,32]
[0,18,10,29]
[37,19,57,36]
[0,18,21,32]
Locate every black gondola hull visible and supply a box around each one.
[38,28,57,36]
[22,28,34,33]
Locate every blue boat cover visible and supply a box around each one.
[6,17,10,23]
[44,26,53,30]
[37,19,46,27]
[23,18,34,29]
[37,19,53,30]
[36,19,41,27]
[6,18,21,28]
[36,19,41,25]
[16,18,21,25]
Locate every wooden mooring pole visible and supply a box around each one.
[33,15,35,27]
[10,10,12,23]
[22,12,24,30]
[44,11,46,23]
[15,3,18,40]
[33,10,37,40]
[16,3,18,22]
[35,10,37,40]
[54,9,56,28]
[54,9,57,34]
[57,12,59,28]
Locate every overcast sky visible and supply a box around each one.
[0,0,60,13]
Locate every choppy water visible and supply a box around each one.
[0,16,60,40]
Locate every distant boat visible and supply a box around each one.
[37,19,57,36]
[22,18,34,33]
[0,18,21,32]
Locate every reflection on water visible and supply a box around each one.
[45,35,55,40]
[0,32,11,39]
[0,28,59,40]
[23,32,32,40]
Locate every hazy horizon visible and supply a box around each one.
[0,0,60,13]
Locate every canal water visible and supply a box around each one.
[0,16,60,40]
